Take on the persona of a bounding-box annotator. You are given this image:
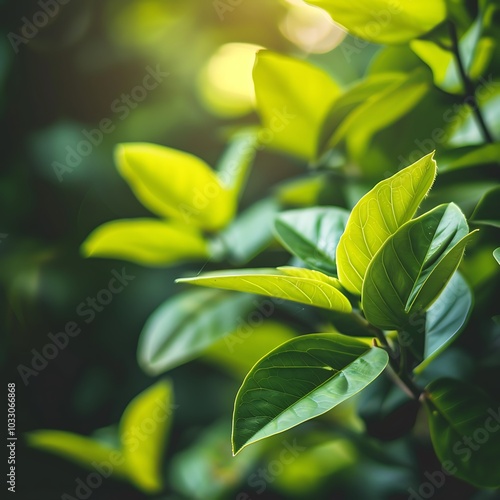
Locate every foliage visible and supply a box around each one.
[5,0,499,498]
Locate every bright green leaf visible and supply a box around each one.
[138,289,257,374]
[276,175,327,207]
[414,272,473,373]
[328,70,430,161]
[81,218,209,266]
[115,143,235,231]
[362,203,476,331]
[318,72,406,155]
[425,378,500,488]
[253,51,341,160]
[336,152,437,294]
[25,431,128,479]
[119,380,173,493]
[470,185,500,228]
[304,0,447,44]
[176,267,352,313]
[232,333,388,454]
[274,207,350,275]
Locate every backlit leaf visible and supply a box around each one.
[81,218,209,266]
[304,0,447,44]
[176,267,352,312]
[336,153,437,294]
[115,143,235,231]
[253,51,341,160]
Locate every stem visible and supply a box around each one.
[448,21,494,144]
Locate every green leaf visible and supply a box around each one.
[138,289,257,374]
[425,378,500,488]
[336,153,437,294]
[327,70,430,162]
[26,380,174,493]
[494,248,500,265]
[119,380,174,493]
[362,204,476,331]
[304,0,447,44]
[414,272,473,373]
[253,51,341,160]
[274,207,349,275]
[470,185,500,228]
[215,130,258,198]
[115,143,235,231]
[276,175,327,207]
[176,267,352,313]
[318,72,406,155]
[411,4,495,95]
[81,218,210,266]
[220,197,280,264]
[232,333,389,454]
[25,431,128,478]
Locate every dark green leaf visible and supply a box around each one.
[470,185,500,228]
[274,207,349,275]
[362,204,476,331]
[425,378,500,488]
[232,333,388,454]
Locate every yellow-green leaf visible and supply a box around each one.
[115,143,235,231]
[253,51,341,160]
[304,0,447,44]
[177,267,352,313]
[336,153,437,294]
[119,380,174,493]
[81,218,209,266]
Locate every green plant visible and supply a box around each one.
[28,0,500,496]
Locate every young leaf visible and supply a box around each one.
[274,207,349,275]
[253,51,341,160]
[413,272,473,373]
[232,333,389,454]
[138,289,257,374]
[336,152,437,294]
[81,218,209,266]
[425,378,500,488]
[119,380,174,493]
[362,204,476,331]
[304,0,447,44]
[176,267,352,313]
[115,143,235,231]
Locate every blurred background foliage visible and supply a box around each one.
[1,0,499,499]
